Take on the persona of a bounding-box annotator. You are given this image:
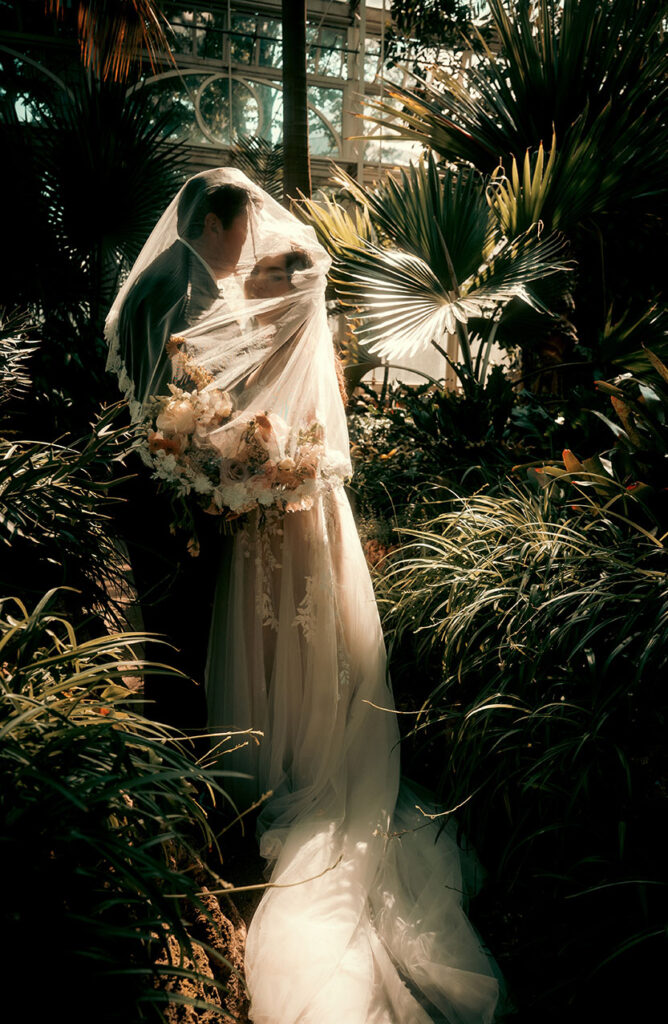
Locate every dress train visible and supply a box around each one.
[206,487,501,1024]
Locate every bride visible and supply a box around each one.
[106,168,502,1024]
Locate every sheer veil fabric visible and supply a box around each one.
[105,169,502,1023]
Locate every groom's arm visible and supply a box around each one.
[118,258,189,408]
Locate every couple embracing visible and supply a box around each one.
[106,168,502,1024]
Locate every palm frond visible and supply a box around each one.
[231,135,284,203]
[295,189,373,256]
[46,0,175,82]
[361,0,668,224]
[332,224,571,359]
[334,155,494,287]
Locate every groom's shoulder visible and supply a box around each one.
[124,240,190,313]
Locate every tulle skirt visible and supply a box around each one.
[206,487,501,1024]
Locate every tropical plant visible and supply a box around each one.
[381,483,668,1019]
[298,152,572,455]
[530,348,668,536]
[0,590,242,1023]
[45,0,174,82]
[231,135,284,203]
[363,0,668,369]
[0,332,144,625]
[302,155,571,384]
[0,67,186,434]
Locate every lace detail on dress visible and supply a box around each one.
[255,519,281,631]
[292,575,317,642]
[104,315,145,429]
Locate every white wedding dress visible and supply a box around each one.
[206,486,501,1024]
[105,166,501,1024]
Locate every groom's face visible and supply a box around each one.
[204,208,249,272]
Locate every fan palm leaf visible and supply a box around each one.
[334,156,494,289]
[332,214,571,360]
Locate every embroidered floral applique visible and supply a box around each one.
[255,524,280,631]
[292,575,317,643]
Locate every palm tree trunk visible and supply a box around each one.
[281,0,311,203]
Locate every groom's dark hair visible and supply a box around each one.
[178,178,250,240]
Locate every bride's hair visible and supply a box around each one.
[284,248,313,279]
[177,179,251,240]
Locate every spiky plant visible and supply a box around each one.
[301,156,571,382]
[0,590,242,1023]
[0,332,143,626]
[381,483,668,1017]
[231,135,284,204]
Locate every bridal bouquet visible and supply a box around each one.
[138,341,342,536]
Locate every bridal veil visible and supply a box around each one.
[105,168,502,1024]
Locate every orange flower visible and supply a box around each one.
[148,431,183,455]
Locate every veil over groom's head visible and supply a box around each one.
[177,176,251,241]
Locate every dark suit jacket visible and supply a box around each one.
[113,239,226,728]
[118,239,221,407]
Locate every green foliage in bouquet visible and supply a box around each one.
[381,485,668,1018]
[0,590,239,1023]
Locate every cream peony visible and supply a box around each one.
[156,399,196,435]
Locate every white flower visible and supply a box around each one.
[196,388,233,427]
[192,473,214,494]
[257,489,276,507]
[220,482,255,513]
[154,453,180,478]
[156,398,196,435]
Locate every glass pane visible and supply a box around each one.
[230,14,256,65]
[249,81,283,144]
[318,28,345,78]
[308,86,342,155]
[257,17,282,67]
[305,24,318,74]
[169,17,194,57]
[136,75,209,146]
[308,85,342,135]
[199,78,260,145]
[364,38,381,82]
[195,10,225,60]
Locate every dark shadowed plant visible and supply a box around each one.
[380,483,668,1018]
[531,348,668,537]
[0,333,144,626]
[0,67,186,434]
[0,590,241,1023]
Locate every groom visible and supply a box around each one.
[114,175,251,729]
